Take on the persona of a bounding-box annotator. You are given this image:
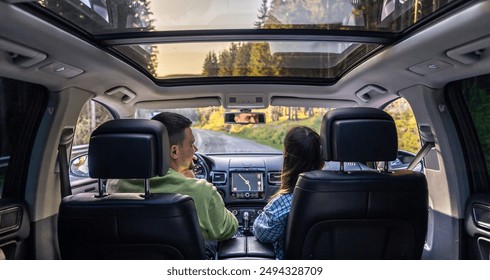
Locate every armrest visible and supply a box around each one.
[218,237,246,259]
[218,236,275,259]
[247,237,275,258]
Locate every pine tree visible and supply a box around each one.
[202,51,220,77]
[218,50,233,76]
[254,0,269,29]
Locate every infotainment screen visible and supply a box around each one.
[231,172,264,193]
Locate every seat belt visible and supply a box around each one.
[407,141,435,171]
[58,128,74,198]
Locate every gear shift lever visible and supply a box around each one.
[243,211,250,234]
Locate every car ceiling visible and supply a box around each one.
[1,0,490,118]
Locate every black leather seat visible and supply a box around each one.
[58,119,205,259]
[285,108,428,260]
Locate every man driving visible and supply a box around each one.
[109,112,238,259]
[234,113,258,123]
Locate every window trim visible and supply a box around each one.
[446,80,490,194]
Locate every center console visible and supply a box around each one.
[219,207,275,259]
[218,235,275,259]
[227,168,268,237]
[210,156,280,259]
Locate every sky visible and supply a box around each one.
[149,0,264,30]
[149,0,263,77]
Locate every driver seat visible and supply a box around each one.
[58,119,205,259]
[285,108,428,259]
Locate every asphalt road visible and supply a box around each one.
[193,128,280,153]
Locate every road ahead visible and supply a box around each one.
[193,128,280,153]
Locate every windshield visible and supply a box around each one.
[136,106,327,154]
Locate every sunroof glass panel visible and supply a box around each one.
[37,0,459,34]
[113,41,380,80]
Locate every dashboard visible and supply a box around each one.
[191,152,413,234]
[193,153,282,234]
[192,150,420,234]
[193,153,282,202]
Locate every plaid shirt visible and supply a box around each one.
[253,193,293,260]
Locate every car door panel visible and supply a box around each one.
[0,200,30,259]
[465,194,490,259]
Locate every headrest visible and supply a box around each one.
[321,108,397,162]
[88,119,169,179]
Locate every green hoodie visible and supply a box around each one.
[109,168,238,241]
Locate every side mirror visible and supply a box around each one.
[70,154,90,177]
[224,112,266,124]
[390,150,424,173]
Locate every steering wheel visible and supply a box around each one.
[193,152,210,180]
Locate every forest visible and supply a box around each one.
[191,98,420,153]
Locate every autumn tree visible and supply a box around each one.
[384,98,420,153]
[73,101,113,146]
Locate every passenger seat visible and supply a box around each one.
[285,107,428,259]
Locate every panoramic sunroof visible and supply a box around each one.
[37,0,458,34]
[34,0,461,82]
[114,41,379,79]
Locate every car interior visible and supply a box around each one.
[0,0,489,260]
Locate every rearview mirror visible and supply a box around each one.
[224,112,266,124]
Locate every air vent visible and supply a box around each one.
[212,172,227,184]
[268,172,281,185]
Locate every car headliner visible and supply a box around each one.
[0,1,488,118]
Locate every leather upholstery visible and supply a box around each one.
[58,119,205,259]
[321,107,398,162]
[285,108,428,259]
[58,193,205,259]
[88,119,169,179]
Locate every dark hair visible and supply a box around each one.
[271,126,323,200]
[151,112,192,146]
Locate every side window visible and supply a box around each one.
[0,77,47,198]
[459,76,490,180]
[384,97,421,154]
[446,74,489,193]
[73,100,114,147]
[70,100,113,182]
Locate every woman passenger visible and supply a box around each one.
[253,126,324,259]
